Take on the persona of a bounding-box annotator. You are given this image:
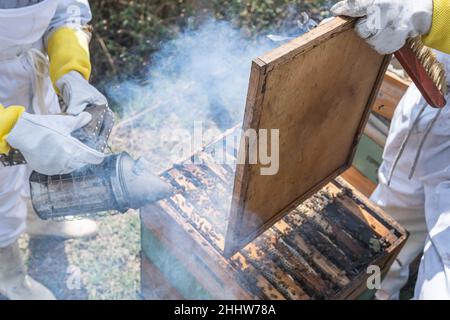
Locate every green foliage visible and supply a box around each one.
[90,0,334,84]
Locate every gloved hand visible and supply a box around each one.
[331,0,433,54]
[7,112,105,175]
[56,71,108,115]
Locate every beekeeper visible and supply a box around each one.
[332,0,450,299]
[0,0,107,300]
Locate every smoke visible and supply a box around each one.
[107,16,319,299]
[144,21,273,127]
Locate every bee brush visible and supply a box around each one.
[394,37,447,108]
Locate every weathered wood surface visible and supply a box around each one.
[372,72,410,121]
[141,136,407,299]
[341,167,377,198]
[226,17,392,256]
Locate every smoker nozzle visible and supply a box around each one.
[112,152,174,211]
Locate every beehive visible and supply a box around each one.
[140,127,407,300]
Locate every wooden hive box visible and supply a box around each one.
[140,18,408,299]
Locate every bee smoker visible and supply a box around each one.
[2,104,172,220]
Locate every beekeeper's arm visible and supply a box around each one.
[0,0,106,174]
[0,105,104,175]
[331,0,450,55]
[46,0,107,115]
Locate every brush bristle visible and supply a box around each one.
[407,37,448,96]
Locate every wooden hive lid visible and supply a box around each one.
[224,17,391,257]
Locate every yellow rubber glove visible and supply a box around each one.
[422,0,450,54]
[0,105,25,154]
[47,27,92,92]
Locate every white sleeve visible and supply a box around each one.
[45,0,92,39]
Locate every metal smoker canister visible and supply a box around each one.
[30,152,172,220]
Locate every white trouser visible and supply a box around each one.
[371,84,450,299]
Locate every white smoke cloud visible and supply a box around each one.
[108,21,275,129]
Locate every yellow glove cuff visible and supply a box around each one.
[47,27,92,92]
[0,105,25,154]
[422,0,450,54]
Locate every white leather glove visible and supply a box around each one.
[56,71,108,115]
[331,0,433,54]
[7,112,105,175]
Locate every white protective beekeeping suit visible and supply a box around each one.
[372,51,450,299]
[0,0,93,248]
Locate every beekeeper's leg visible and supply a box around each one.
[0,165,55,300]
[371,86,429,300]
[371,168,427,300]
[415,237,450,299]
[371,189,427,300]
[414,170,450,299]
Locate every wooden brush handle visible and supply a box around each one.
[394,45,446,108]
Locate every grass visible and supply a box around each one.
[90,1,335,94]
